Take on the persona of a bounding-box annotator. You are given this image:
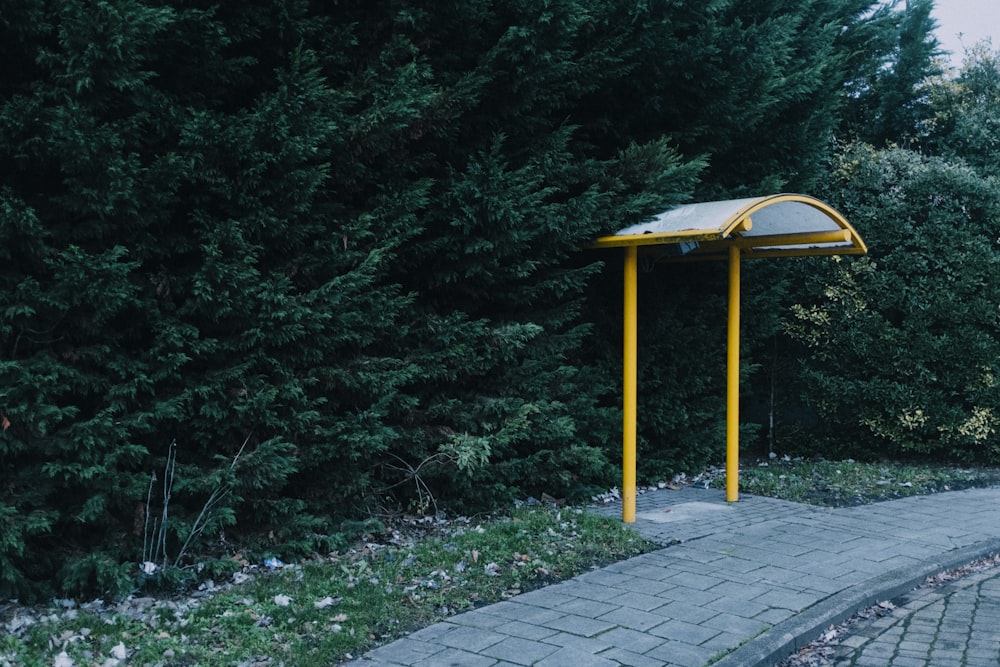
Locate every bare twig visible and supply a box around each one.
[175,433,251,565]
[140,435,251,572]
[381,451,447,516]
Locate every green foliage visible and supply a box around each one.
[842,0,942,145]
[57,552,136,600]
[0,0,921,597]
[0,0,704,596]
[787,144,1000,461]
[735,459,1000,506]
[922,43,1000,171]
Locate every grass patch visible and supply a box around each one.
[0,505,653,667]
[733,459,1000,506]
[7,460,1000,665]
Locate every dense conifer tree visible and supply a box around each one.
[0,0,909,595]
[840,0,942,145]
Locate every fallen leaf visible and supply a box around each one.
[331,613,348,622]
[273,594,292,607]
[111,642,128,660]
[314,596,340,609]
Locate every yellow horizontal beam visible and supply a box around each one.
[748,246,867,259]
[699,229,852,251]
[590,229,726,249]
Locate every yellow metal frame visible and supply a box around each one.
[595,194,867,523]
[623,246,638,523]
[727,245,740,502]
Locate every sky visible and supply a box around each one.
[931,0,998,68]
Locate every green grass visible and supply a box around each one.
[733,459,1000,506]
[6,460,1000,666]
[0,506,653,667]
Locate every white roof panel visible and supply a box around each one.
[591,193,867,259]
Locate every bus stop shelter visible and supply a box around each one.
[591,194,867,522]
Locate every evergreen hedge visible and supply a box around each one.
[0,0,930,597]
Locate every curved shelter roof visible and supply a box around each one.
[591,193,867,523]
[592,193,867,259]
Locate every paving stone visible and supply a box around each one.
[753,607,794,625]
[486,602,565,625]
[697,630,744,653]
[753,587,819,612]
[838,634,870,649]
[616,577,674,596]
[664,571,722,591]
[643,639,717,667]
[964,647,1000,663]
[653,600,715,624]
[786,573,846,595]
[406,623,461,643]
[698,611,769,637]
[703,594,769,618]
[540,631,611,654]
[557,597,621,618]
[704,579,772,601]
[495,619,559,641]
[598,606,671,632]
[852,655,890,667]
[542,614,618,638]
[568,581,638,603]
[595,647,666,667]
[928,648,965,662]
[751,565,809,586]
[603,591,672,612]
[363,638,442,665]
[534,647,619,667]
[437,624,507,652]
[655,585,721,607]
[896,640,931,655]
[593,626,665,654]
[647,618,719,645]
[577,569,637,588]
[412,648,499,667]
[449,609,510,630]
[858,641,897,659]
[519,590,586,610]
[480,636,559,665]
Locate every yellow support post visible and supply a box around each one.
[726,245,741,502]
[623,246,638,522]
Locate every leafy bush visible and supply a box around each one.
[788,145,1000,461]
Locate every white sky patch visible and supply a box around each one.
[932,0,998,67]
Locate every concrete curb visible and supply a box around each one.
[711,537,1000,667]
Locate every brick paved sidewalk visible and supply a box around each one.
[342,486,1000,667]
[814,565,1000,667]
